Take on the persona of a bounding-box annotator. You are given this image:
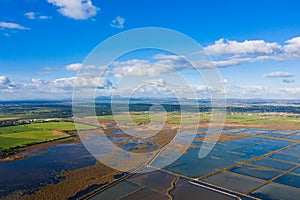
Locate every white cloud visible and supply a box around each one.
[0,74,113,96]
[264,71,295,78]
[47,0,98,20]
[204,38,282,56]
[25,12,51,20]
[13,76,112,94]
[24,12,35,19]
[52,77,83,89]
[111,16,125,29]
[280,87,300,95]
[283,37,300,58]
[65,63,83,71]
[153,54,185,60]
[31,78,47,85]
[0,22,29,30]
[0,76,17,92]
[0,76,11,86]
[110,54,189,77]
[65,63,107,71]
[190,54,281,68]
[40,15,51,19]
[108,52,267,76]
[51,76,112,90]
[202,36,300,68]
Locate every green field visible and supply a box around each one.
[0,122,96,149]
[91,112,201,124]
[88,112,300,126]
[226,113,300,125]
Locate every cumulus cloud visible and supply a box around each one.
[283,37,300,58]
[132,79,170,96]
[0,76,11,86]
[0,74,113,97]
[65,63,83,71]
[0,76,17,92]
[264,71,295,78]
[111,16,125,29]
[107,52,268,76]
[109,52,267,74]
[110,54,189,77]
[65,63,107,71]
[24,12,51,20]
[47,0,98,20]
[202,36,300,68]
[0,22,29,30]
[204,38,282,56]
[31,78,48,85]
[51,76,112,90]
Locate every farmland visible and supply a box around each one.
[0,100,300,199]
[0,122,95,150]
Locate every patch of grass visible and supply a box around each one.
[131,114,151,123]
[0,122,95,150]
[0,125,38,134]
[0,137,38,149]
[225,113,300,126]
[0,130,68,150]
[28,122,95,131]
[87,112,300,126]
[0,130,66,140]
[94,115,129,121]
[91,113,206,124]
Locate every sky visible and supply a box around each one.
[0,0,300,100]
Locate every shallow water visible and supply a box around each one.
[202,171,265,193]
[250,158,297,171]
[162,129,295,178]
[0,143,96,197]
[165,148,236,178]
[250,183,300,200]
[274,173,300,188]
[89,180,141,200]
[229,164,282,180]
[1,128,299,198]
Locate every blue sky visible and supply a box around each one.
[0,0,300,100]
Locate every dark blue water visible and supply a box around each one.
[0,143,96,197]
[1,128,299,198]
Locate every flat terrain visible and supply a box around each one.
[0,122,95,150]
[0,101,299,200]
[79,112,300,200]
[89,127,300,200]
[95,111,299,122]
